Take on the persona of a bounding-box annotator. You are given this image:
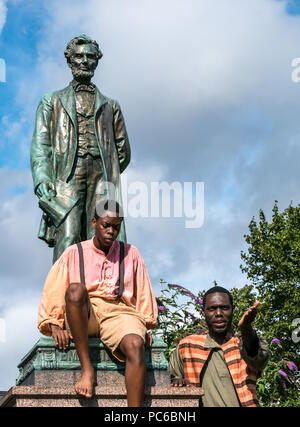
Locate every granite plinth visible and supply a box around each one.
[0,385,204,407]
[16,336,168,387]
[0,336,204,407]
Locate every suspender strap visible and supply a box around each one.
[118,241,125,298]
[76,242,85,286]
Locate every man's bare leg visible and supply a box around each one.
[118,334,146,407]
[65,282,94,398]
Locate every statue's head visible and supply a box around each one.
[64,34,103,81]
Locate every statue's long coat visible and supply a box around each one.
[30,84,131,246]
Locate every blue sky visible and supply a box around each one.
[286,0,300,14]
[0,1,47,168]
[0,0,300,390]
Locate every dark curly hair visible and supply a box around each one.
[202,286,234,309]
[64,34,103,63]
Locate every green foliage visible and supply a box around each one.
[156,280,206,360]
[240,201,300,406]
[230,284,257,331]
[155,201,300,406]
[257,340,300,407]
[240,202,300,366]
[156,280,300,406]
[156,281,259,359]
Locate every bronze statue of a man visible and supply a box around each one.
[31,35,130,262]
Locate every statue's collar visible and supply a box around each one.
[70,80,96,93]
[57,82,107,126]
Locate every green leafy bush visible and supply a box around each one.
[155,280,300,406]
[155,202,300,406]
[156,280,206,360]
[257,339,300,407]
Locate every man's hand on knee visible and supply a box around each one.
[50,324,72,351]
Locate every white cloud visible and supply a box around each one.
[0,295,41,390]
[10,0,299,291]
[0,0,7,34]
[3,0,299,289]
[1,0,300,389]
[0,169,52,283]
[34,0,298,112]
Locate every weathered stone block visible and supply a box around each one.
[0,336,204,407]
[16,336,169,387]
[0,385,204,407]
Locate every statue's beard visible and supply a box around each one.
[71,66,95,81]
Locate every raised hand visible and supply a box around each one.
[238,301,260,356]
[238,301,260,330]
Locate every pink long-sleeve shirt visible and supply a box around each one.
[38,238,158,336]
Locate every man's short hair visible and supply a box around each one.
[202,286,234,308]
[64,34,103,62]
[94,199,124,219]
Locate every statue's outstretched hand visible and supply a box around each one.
[238,301,260,331]
[36,182,56,200]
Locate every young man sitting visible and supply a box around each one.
[169,286,269,407]
[38,200,158,406]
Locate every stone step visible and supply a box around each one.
[0,385,204,407]
[0,336,205,407]
[16,336,168,386]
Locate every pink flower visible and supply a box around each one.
[168,284,197,299]
[278,369,288,379]
[272,338,281,346]
[287,361,298,371]
[158,306,165,312]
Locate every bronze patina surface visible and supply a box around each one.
[30,35,130,262]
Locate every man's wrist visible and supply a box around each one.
[241,327,259,356]
[49,323,60,331]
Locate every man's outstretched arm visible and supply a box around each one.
[238,301,269,369]
[238,301,260,357]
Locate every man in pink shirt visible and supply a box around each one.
[38,200,158,406]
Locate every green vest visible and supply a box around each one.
[75,92,100,158]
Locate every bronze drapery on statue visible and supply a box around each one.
[30,35,131,262]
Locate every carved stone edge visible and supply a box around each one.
[16,336,168,385]
[0,385,204,407]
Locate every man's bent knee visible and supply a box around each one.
[65,282,88,305]
[120,334,145,359]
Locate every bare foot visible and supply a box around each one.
[75,366,95,398]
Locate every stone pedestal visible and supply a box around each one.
[0,337,203,407]
[0,385,204,407]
